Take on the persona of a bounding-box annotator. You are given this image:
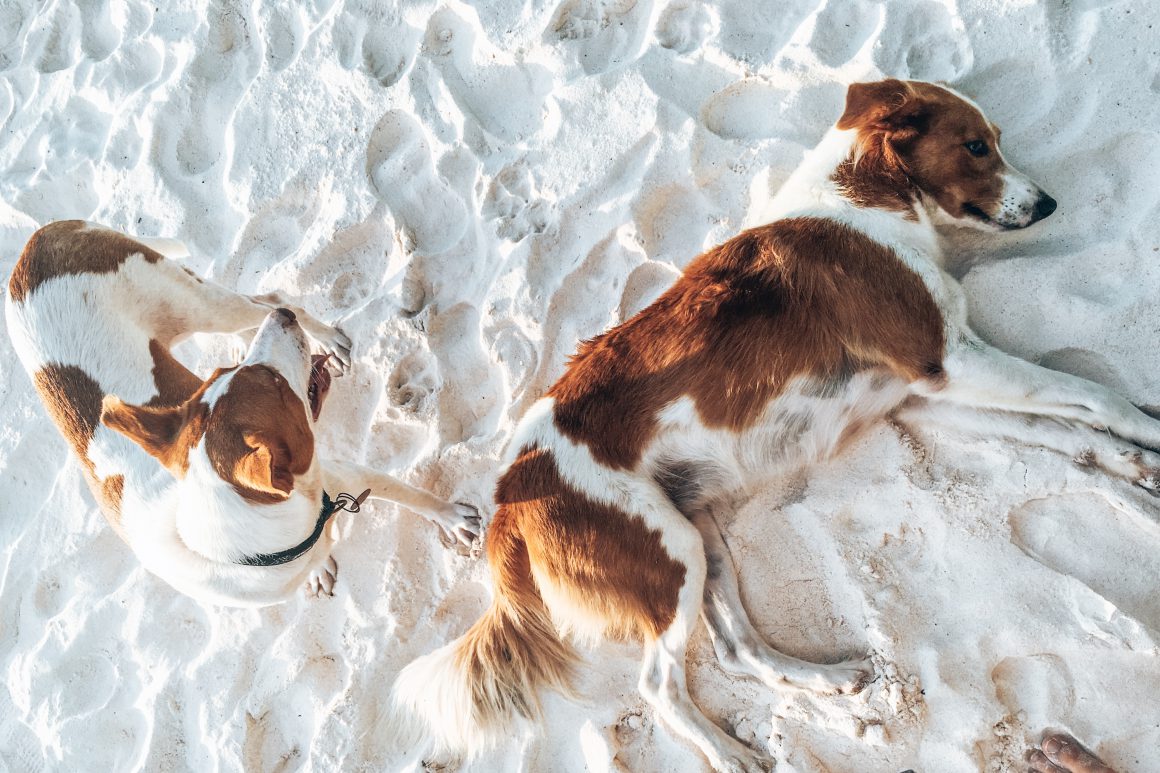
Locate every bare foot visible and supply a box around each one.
[1028,733,1117,773]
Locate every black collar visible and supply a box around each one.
[235,489,370,567]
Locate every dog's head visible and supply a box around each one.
[836,79,1056,229]
[101,308,332,504]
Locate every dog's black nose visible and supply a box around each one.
[1032,193,1057,222]
[274,307,297,323]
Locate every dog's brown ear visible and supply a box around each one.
[837,79,926,138]
[234,431,295,498]
[101,396,185,462]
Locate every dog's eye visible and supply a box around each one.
[964,140,989,157]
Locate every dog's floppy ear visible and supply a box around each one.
[837,79,926,139]
[101,396,185,462]
[233,431,296,498]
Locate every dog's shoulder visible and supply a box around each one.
[8,220,166,304]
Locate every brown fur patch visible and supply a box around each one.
[444,465,581,728]
[33,364,104,460]
[100,394,210,476]
[146,339,203,407]
[8,221,164,304]
[548,217,946,470]
[32,364,125,531]
[493,446,686,640]
[834,79,1006,219]
[202,365,315,504]
[832,143,919,215]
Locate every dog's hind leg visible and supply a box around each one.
[140,259,352,368]
[692,509,872,695]
[638,514,774,773]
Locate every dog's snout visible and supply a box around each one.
[274,307,297,324]
[1031,192,1057,223]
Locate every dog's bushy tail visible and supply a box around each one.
[387,508,577,756]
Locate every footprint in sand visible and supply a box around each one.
[655,0,718,56]
[259,5,305,72]
[16,598,150,770]
[1009,492,1160,635]
[702,80,794,141]
[1042,0,1114,68]
[102,35,165,103]
[548,0,656,77]
[389,350,441,412]
[11,93,110,221]
[988,654,1075,768]
[427,303,505,443]
[873,0,972,82]
[243,639,345,773]
[620,260,681,321]
[150,7,260,255]
[0,3,30,71]
[332,2,419,87]
[1048,132,1160,251]
[366,110,468,255]
[808,0,882,68]
[703,79,843,145]
[993,654,1075,728]
[422,4,553,144]
[633,182,712,267]
[487,320,539,407]
[481,160,555,243]
[712,3,807,65]
[76,0,120,62]
[304,216,400,310]
[34,3,81,73]
[227,178,328,287]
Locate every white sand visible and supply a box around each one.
[2,1,1159,771]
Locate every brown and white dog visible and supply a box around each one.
[5,221,480,607]
[387,79,1160,771]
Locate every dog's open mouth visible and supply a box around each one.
[308,354,332,421]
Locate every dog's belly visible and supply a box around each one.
[646,368,909,510]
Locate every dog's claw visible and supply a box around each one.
[437,502,483,556]
[305,554,339,597]
[324,327,353,373]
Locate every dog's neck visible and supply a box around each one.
[750,127,943,262]
[173,449,321,565]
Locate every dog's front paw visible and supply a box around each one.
[437,502,483,557]
[311,322,353,373]
[305,554,339,597]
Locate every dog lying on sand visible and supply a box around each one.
[388,80,1160,771]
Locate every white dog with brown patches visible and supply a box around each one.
[388,80,1160,770]
[5,220,480,607]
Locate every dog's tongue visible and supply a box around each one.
[309,354,333,420]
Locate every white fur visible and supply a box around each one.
[387,636,523,758]
[4,229,344,606]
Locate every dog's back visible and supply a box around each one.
[6,221,197,531]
